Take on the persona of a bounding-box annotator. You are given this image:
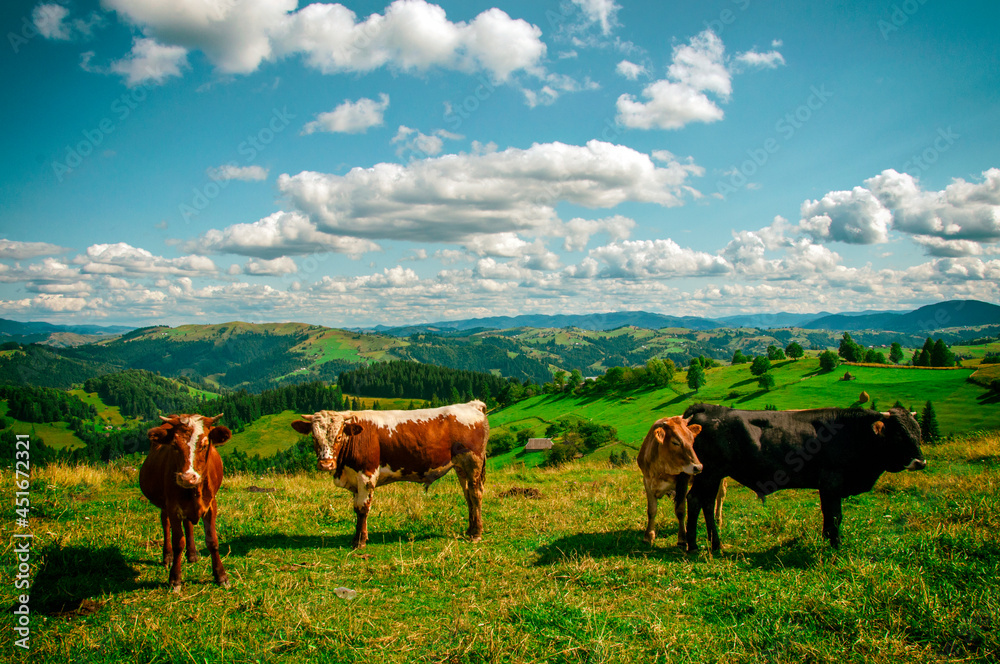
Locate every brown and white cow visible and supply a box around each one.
[291,400,489,548]
[637,415,726,546]
[140,414,231,591]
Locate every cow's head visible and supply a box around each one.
[291,411,363,472]
[873,408,926,472]
[148,414,230,489]
[646,416,704,475]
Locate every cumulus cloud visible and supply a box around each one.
[912,235,986,258]
[206,164,269,181]
[616,29,783,130]
[866,168,1000,241]
[186,211,380,260]
[799,187,892,244]
[616,60,646,80]
[562,215,635,251]
[278,140,703,243]
[586,239,731,278]
[75,243,217,276]
[391,125,462,158]
[0,239,71,260]
[101,0,545,83]
[243,256,298,276]
[111,37,188,87]
[463,233,548,258]
[302,94,389,135]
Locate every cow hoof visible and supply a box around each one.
[644,531,655,543]
[351,540,367,550]
[171,584,182,594]
[187,553,199,563]
[215,576,231,589]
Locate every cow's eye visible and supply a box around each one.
[671,439,680,447]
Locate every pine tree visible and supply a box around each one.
[920,400,940,442]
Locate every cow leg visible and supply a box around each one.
[454,454,485,542]
[159,510,171,567]
[351,487,372,549]
[673,474,690,549]
[820,489,843,549]
[184,518,199,563]
[203,498,229,587]
[167,512,185,591]
[687,475,724,552]
[714,478,728,530]
[642,478,658,543]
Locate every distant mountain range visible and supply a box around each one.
[0,318,133,346]
[373,300,1000,335]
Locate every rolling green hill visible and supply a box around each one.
[490,358,998,447]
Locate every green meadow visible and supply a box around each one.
[492,358,998,446]
[3,432,997,662]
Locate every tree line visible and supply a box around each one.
[337,360,517,408]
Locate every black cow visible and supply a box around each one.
[683,404,926,551]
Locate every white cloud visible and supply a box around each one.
[912,235,986,258]
[735,49,786,69]
[570,0,620,36]
[0,239,70,260]
[866,168,1000,241]
[391,125,462,158]
[586,239,731,278]
[206,164,269,181]
[187,211,380,259]
[616,29,784,130]
[616,60,646,80]
[277,140,704,243]
[111,37,188,87]
[33,4,71,40]
[302,94,389,135]
[76,243,217,276]
[103,0,546,83]
[244,256,298,276]
[799,187,892,244]
[463,233,548,258]
[32,4,103,41]
[562,215,635,251]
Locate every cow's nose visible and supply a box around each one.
[176,471,200,487]
[691,463,703,474]
[906,458,927,471]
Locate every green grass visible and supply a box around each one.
[491,358,999,446]
[67,390,127,426]
[3,432,998,662]
[224,410,304,458]
[6,419,86,450]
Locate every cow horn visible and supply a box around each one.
[159,415,173,423]
[301,414,314,422]
[880,412,890,418]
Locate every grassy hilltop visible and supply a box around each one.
[3,432,998,662]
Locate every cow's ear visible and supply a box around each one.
[209,425,232,447]
[872,421,886,436]
[343,422,364,437]
[291,420,313,435]
[147,424,172,448]
[654,425,667,444]
[688,423,702,437]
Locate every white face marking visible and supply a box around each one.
[682,463,702,475]
[180,416,204,484]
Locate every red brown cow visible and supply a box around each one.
[291,400,488,548]
[140,414,231,591]
[637,415,726,546]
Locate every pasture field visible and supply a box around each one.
[67,390,128,427]
[2,433,998,663]
[492,359,999,445]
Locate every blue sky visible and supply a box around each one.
[1,0,998,328]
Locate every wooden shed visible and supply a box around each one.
[524,438,553,452]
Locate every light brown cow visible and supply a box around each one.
[637,415,725,546]
[140,414,231,591]
[291,400,488,548]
